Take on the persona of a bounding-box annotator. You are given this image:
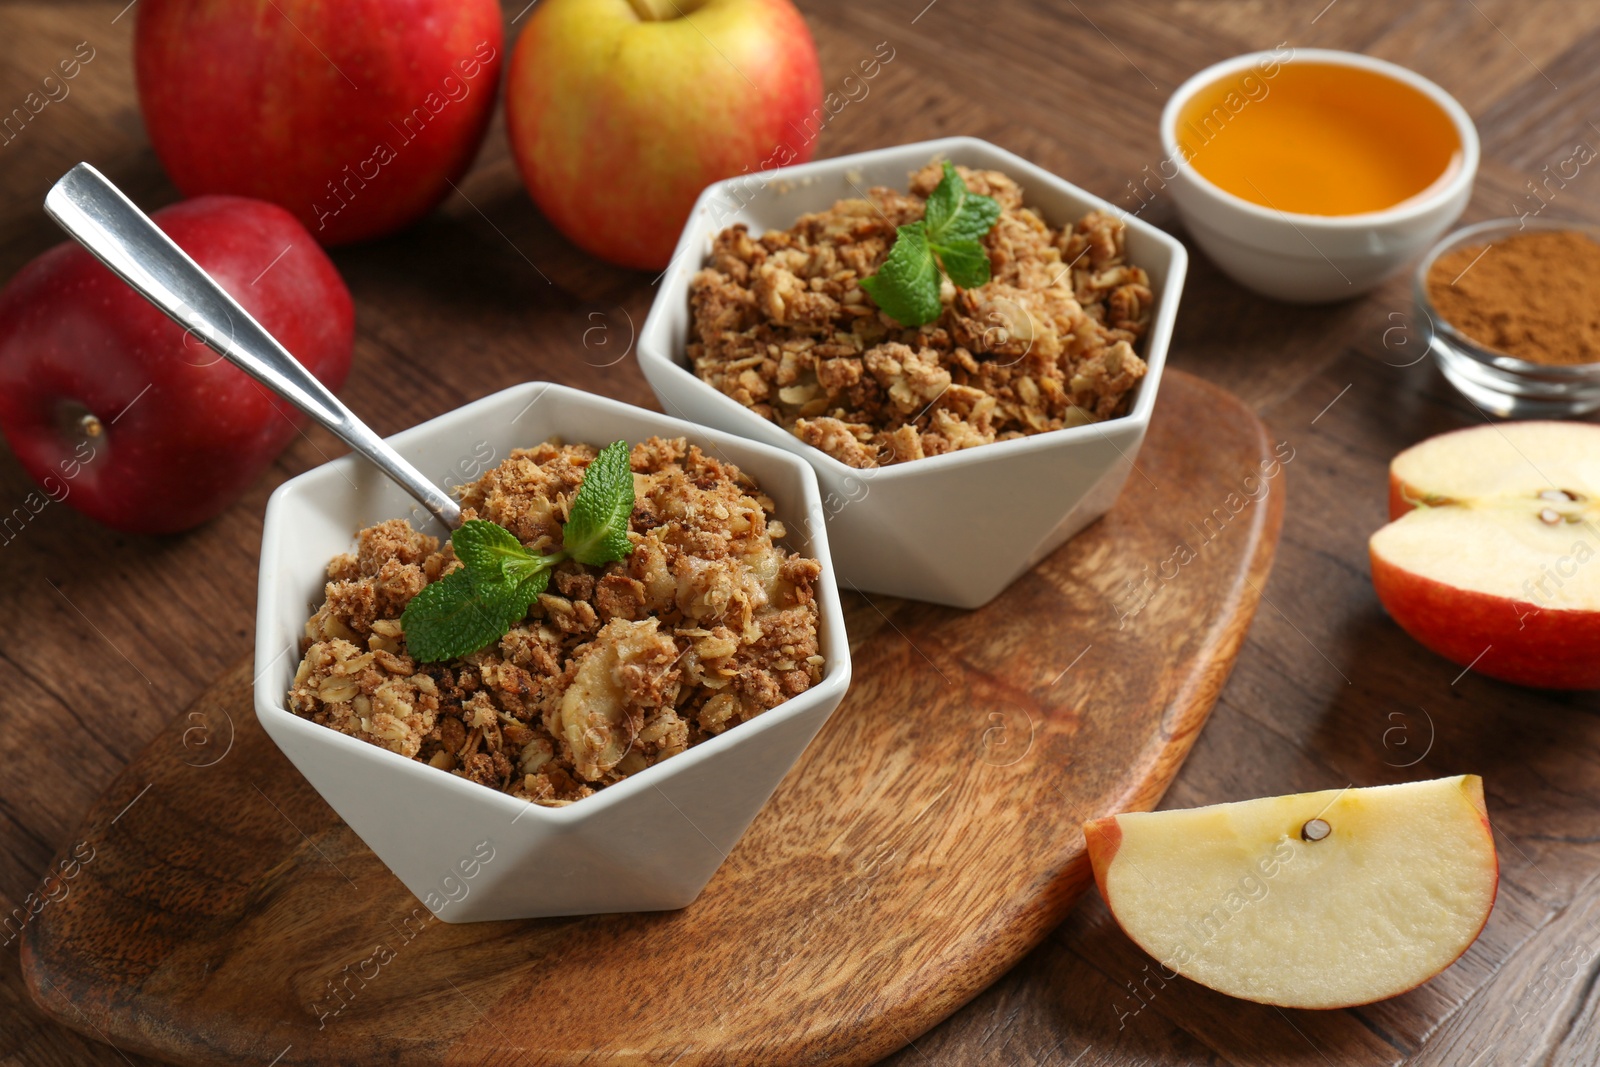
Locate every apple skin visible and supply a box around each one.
[1370,551,1600,689]
[506,0,824,269]
[1082,815,1121,900]
[0,195,353,535]
[135,0,503,246]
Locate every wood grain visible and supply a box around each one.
[18,370,1281,1067]
[4,1,1600,1065]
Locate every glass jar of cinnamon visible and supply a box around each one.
[1415,218,1600,417]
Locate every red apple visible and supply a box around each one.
[506,0,825,269]
[135,0,503,246]
[0,195,353,535]
[1084,776,1498,1009]
[1369,422,1600,689]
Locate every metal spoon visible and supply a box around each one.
[42,162,463,528]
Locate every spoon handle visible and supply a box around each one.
[43,162,462,529]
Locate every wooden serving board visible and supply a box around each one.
[20,370,1282,1067]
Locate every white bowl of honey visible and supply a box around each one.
[1158,48,1478,304]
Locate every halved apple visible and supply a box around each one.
[1083,776,1497,1009]
[1370,421,1600,689]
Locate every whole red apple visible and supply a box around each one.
[506,0,825,269]
[135,0,504,246]
[0,195,353,535]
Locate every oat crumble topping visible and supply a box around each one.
[688,161,1156,469]
[287,437,824,806]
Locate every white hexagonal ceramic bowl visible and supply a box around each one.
[254,383,850,921]
[638,137,1188,609]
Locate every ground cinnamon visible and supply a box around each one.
[1426,229,1600,365]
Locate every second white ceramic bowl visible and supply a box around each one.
[638,136,1187,609]
[255,383,851,921]
[1160,49,1479,303]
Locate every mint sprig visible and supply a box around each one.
[859,162,1002,327]
[400,441,636,662]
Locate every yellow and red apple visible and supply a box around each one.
[1084,776,1498,1009]
[506,0,823,269]
[1370,422,1600,689]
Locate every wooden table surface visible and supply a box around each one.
[2,2,1597,1065]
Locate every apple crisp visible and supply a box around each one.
[287,437,825,806]
[688,161,1155,468]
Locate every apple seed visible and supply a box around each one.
[1539,507,1562,525]
[1539,489,1576,501]
[1301,818,1331,842]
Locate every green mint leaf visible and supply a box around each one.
[931,238,991,289]
[922,161,1002,245]
[452,519,539,588]
[860,223,943,327]
[512,566,552,603]
[402,565,551,663]
[477,565,550,636]
[401,570,518,662]
[502,556,550,584]
[561,440,636,566]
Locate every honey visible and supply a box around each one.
[1176,62,1461,216]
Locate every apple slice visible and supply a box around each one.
[1370,421,1600,689]
[1084,776,1497,1009]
